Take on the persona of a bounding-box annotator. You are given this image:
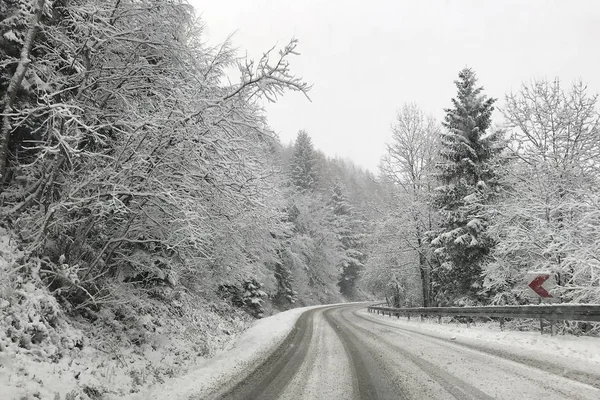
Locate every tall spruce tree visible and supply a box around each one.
[431,68,504,305]
[290,130,318,191]
[331,182,366,297]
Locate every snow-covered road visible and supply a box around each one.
[213,303,600,400]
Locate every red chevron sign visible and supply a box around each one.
[527,273,555,298]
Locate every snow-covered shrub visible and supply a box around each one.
[218,278,268,318]
[0,230,83,359]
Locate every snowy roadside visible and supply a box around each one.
[0,218,357,400]
[123,304,325,400]
[360,309,600,374]
[1,227,252,400]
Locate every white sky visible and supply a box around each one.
[191,0,600,172]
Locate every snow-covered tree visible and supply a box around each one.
[276,194,343,306]
[0,0,46,179]
[431,68,504,305]
[361,179,423,307]
[290,130,318,191]
[1,0,310,314]
[483,79,600,304]
[378,104,440,306]
[330,182,366,298]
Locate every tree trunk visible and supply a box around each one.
[413,220,430,307]
[0,0,45,182]
[417,236,430,307]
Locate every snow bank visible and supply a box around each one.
[124,305,322,400]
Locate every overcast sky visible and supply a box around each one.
[191,0,600,172]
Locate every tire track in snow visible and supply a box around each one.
[352,307,600,399]
[328,305,494,400]
[214,306,321,400]
[356,309,600,391]
[322,307,383,399]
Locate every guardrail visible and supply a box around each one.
[367,303,600,335]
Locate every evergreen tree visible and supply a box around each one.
[273,258,298,305]
[290,130,318,191]
[330,182,366,297]
[431,68,504,304]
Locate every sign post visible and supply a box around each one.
[525,272,557,336]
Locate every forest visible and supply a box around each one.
[1,1,599,396]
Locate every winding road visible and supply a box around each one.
[214,304,600,400]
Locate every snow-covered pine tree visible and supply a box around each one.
[275,194,343,306]
[290,130,318,191]
[273,257,297,305]
[330,181,366,298]
[431,68,504,305]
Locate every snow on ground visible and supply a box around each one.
[1,297,251,400]
[0,222,358,400]
[124,304,324,400]
[0,226,249,400]
[360,309,600,374]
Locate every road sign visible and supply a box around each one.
[526,272,556,299]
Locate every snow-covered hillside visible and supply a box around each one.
[0,228,252,399]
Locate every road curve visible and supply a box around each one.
[213,304,600,400]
